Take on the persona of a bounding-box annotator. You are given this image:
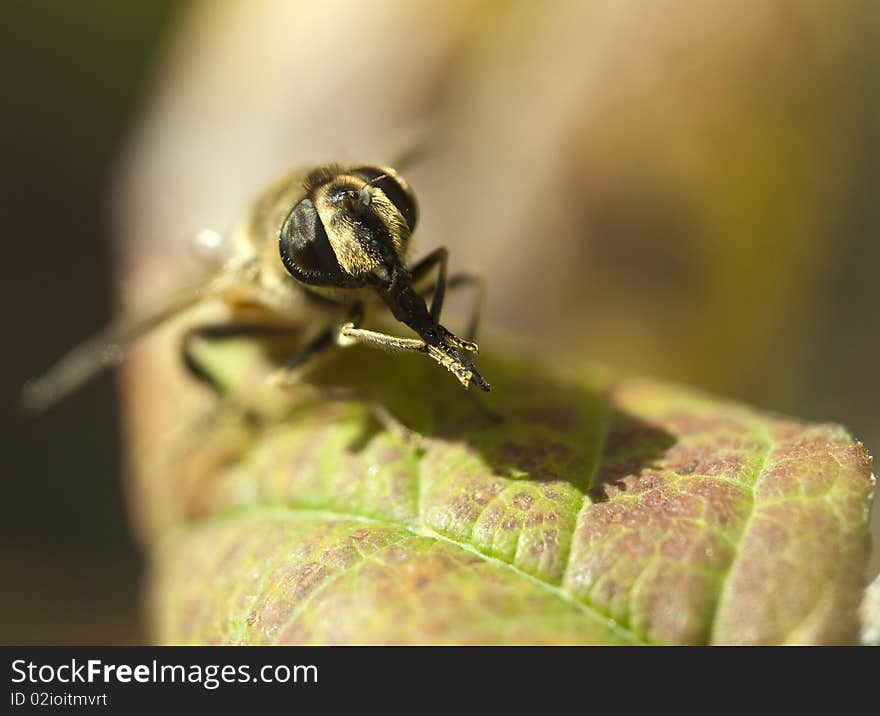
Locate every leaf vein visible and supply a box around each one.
[706,416,772,644]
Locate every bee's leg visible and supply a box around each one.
[413,270,496,420]
[180,322,298,394]
[336,298,491,391]
[265,304,422,445]
[268,302,362,387]
[336,325,427,353]
[171,318,343,462]
[167,322,305,470]
[338,322,486,392]
[275,303,437,394]
[263,328,335,388]
[328,301,423,353]
[408,249,484,342]
[417,272,484,343]
[407,247,448,323]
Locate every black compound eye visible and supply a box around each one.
[279,199,347,286]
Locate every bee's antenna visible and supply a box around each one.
[359,173,390,192]
[353,173,391,208]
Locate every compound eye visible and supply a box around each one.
[279,199,346,285]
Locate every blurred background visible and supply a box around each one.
[2,0,877,644]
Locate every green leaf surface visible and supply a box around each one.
[146,335,874,645]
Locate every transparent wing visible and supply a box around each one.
[21,266,242,414]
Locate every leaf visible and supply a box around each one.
[141,333,874,645]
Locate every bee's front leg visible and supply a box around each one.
[416,271,485,343]
[268,302,364,386]
[267,302,423,446]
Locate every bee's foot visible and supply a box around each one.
[439,327,479,355]
[426,344,490,393]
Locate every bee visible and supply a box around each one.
[22,163,488,417]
